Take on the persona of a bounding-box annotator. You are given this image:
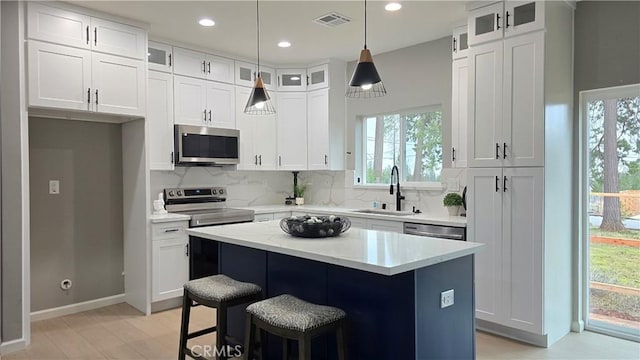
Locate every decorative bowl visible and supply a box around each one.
[279,215,351,238]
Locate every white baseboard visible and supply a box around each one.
[151,296,183,313]
[0,338,28,355]
[30,294,125,322]
[476,319,549,347]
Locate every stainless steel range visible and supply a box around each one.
[164,187,254,279]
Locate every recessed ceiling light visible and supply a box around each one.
[199,18,215,27]
[278,41,291,48]
[385,2,402,11]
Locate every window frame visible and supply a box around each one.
[355,105,444,189]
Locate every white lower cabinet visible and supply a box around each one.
[468,167,543,333]
[151,221,189,302]
[366,219,404,233]
[254,212,292,222]
[27,40,145,116]
[148,71,174,170]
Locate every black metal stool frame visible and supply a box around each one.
[179,289,263,360]
[243,312,347,360]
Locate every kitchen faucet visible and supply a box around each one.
[390,165,405,211]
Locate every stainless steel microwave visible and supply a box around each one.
[174,125,240,165]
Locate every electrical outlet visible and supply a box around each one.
[441,289,454,308]
[49,180,60,194]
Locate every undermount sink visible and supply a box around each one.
[351,209,416,216]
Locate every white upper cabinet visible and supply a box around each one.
[277,69,307,92]
[174,75,235,128]
[258,66,276,91]
[28,41,92,111]
[148,71,175,170]
[451,58,468,168]
[235,61,256,88]
[452,25,469,60]
[468,1,544,46]
[27,2,91,49]
[306,64,329,91]
[307,89,330,170]
[90,17,146,60]
[91,52,146,116]
[27,2,145,60]
[148,41,173,73]
[235,86,277,170]
[28,40,145,117]
[277,92,308,170]
[173,47,234,83]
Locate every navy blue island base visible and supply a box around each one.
[214,241,475,360]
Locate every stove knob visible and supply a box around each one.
[212,189,217,195]
[168,191,175,197]
[218,189,224,195]
[177,190,183,196]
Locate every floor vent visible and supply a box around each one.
[313,12,352,27]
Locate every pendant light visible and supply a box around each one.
[346,0,386,98]
[245,0,275,114]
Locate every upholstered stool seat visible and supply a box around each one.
[243,294,347,360]
[179,275,263,360]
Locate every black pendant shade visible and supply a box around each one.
[244,0,275,115]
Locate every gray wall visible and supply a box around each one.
[29,118,124,311]
[345,36,453,169]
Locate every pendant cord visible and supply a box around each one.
[256,0,260,74]
[364,0,367,50]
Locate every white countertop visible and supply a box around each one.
[240,205,467,227]
[187,220,482,276]
[149,213,191,223]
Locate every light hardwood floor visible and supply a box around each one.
[3,303,639,360]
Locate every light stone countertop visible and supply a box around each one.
[187,220,482,276]
[238,204,467,227]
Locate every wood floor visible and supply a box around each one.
[3,303,639,360]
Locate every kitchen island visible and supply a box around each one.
[187,220,483,359]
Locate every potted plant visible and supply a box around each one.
[443,193,463,216]
[294,183,307,205]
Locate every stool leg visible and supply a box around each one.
[217,305,228,360]
[298,334,311,360]
[282,338,288,360]
[178,291,191,360]
[336,321,347,360]
[255,328,264,360]
[242,314,255,360]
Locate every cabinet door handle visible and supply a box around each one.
[496,143,501,159]
[203,109,207,122]
[496,13,501,30]
[279,156,282,166]
[87,88,91,104]
[202,60,206,73]
[168,53,172,67]
[259,155,262,165]
[94,27,97,46]
[208,110,212,122]
[95,89,99,105]
[452,147,456,161]
[278,76,281,87]
[503,176,508,192]
[86,26,89,44]
[185,243,189,256]
[164,228,180,233]
[254,155,258,165]
[495,176,500,192]
[505,11,510,28]
[171,151,174,164]
[207,62,211,74]
[306,75,310,86]
[452,37,457,52]
[324,154,328,165]
[503,142,507,159]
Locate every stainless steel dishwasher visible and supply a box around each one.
[403,223,466,241]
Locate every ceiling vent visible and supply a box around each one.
[313,12,352,27]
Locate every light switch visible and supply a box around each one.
[49,180,60,194]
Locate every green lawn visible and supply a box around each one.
[590,227,640,240]
[590,243,640,288]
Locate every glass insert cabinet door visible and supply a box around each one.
[277,69,307,92]
[468,2,504,46]
[504,1,545,37]
[468,1,544,46]
[148,41,173,73]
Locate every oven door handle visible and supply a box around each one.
[405,231,464,240]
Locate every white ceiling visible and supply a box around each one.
[70,1,467,65]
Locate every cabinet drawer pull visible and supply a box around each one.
[495,176,500,192]
[496,143,500,159]
[164,228,180,233]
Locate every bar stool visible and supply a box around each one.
[179,274,263,360]
[243,294,347,360]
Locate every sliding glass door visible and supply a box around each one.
[582,84,640,341]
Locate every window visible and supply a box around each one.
[356,106,442,185]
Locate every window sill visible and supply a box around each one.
[351,183,444,191]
